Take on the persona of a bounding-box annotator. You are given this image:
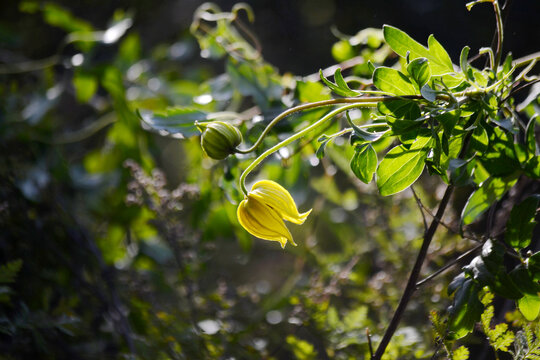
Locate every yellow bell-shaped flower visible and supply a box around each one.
[237,180,312,248]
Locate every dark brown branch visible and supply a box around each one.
[372,185,454,360]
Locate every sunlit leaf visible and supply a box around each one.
[518,294,540,321]
[461,173,519,225]
[373,67,417,95]
[407,57,431,88]
[376,133,432,196]
[350,144,377,184]
[383,25,454,75]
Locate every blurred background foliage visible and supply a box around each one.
[1,0,539,359]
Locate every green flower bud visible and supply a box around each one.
[198,121,243,160]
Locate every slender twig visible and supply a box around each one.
[411,186,428,232]
[0,55,61,74]
[372,185,454,360]
[512,52,540,68]
[416,243,483,288]
[409,188,463,237]
[367,328,374,358]
[233,17,262,58]
[493,0,504,69]
[429,343,441,360]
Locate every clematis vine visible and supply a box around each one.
[237,180,311,248]
[234,103,377,248]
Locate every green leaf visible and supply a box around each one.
[452,346,470,360]
[316,135,331,159]
[118,33,142,64]
[420,84,437,102]
[447,277,483,339]
[137,107,207,138]
[461,173,519,225]
[378,99,421,120]
[436,110,460,135]
[510,267,540,295]
[0,259,23,284]
[505,196,540,249]
[471,125,489,154]
[460,46,472,80]
[331,40,355,62]
[528,252,540,281]
[373,67,417,95]
[346,113,387,142]
[43,3,93,33]
[427,34,455,75]
[407,57,431,88]
[376,133,432,196]
[319,68,359,97]
[73,71,98,103]
[465,241,523,299]
[383,25,454,75]
[525,156,540,179]
[440,132,464,172]
[351,144,377,184]
[481,127,521,176]
[450,158,475,187]
[296,80,331,102]
[286,335,317,360]
[518,295,540,321]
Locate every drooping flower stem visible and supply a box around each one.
[239,102,377,195]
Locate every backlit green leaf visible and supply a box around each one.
[447,277,483,339]
[320,68,359,97]
[383,25,454,75]
[518,294,540,321]
[460,46,471,80]
[461,173,519,225]
[73,72,98,103]
[420,84,437,102]
[378,99,421,120]
[407,57,431,88]
[427,35,455,75]
[376,133,432,196]
[351,144,377,184]
[373,67,417,95]
[471,125,489,154]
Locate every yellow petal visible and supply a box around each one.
[249,180,312,224]
[237,197,296,248]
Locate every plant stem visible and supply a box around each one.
[238,102,377,194]
[415,243,483,287]
[493,0,504,69]
[372,185,454,360]
[235,97,393,155]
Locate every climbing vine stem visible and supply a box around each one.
[238,102,378,195]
